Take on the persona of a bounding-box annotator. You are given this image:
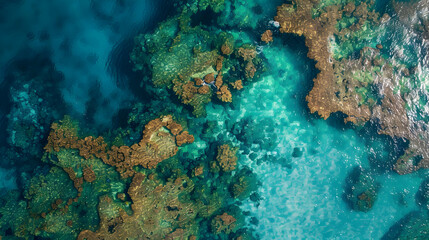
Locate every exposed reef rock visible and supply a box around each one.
[275,0,380,125]
[275,0,429,174]
[45,115,194,178]
[261,30,273,44]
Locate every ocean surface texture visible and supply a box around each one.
[1,0,429,239]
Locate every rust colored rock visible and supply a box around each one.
[204,73,215,84]
[198,85,211,95]
[274,1,375,123]
[215,73,223,89]
[75,178,84,191]
[216,56,224,72]
[221,44,233,55]
[194,78,204,86]
[230,80,243,90]
[244,61,256,78]
[237,47,257,61]
[62,167,85,204]
[176,131,195,146]
[261,30,273,43]
[78,136,108,160]
[117,193,126,201]
[45,115,194,178]
[55,199,63,206]
[44,122,79,153]
[274,1,429,175]
[180,81,198,102]
[217,85,232,103]
[83,166,96,183]
[193,166,204,177]
[166,120,183,136]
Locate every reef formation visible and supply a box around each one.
[0,111,259,239]
[1,0,429,239]
[275,0,429,175]
[130,8,265,117]
[0,1,267,239]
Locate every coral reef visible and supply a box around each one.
[131,9,264,117]
[0,109,258,239]
[215,144,239,172]
[180,0,226,13]
[0,145,124,239]
[382,212,429,240]
[44,115,194,178]
[229,167,259,200]
[78,170,248,239]
[275,0,381,124]
[261,30,273,44]
[230,79,243,90]
[275,0,429,174]
[216,0,282,30]
[78,172,199,239]
[211,212,237,234]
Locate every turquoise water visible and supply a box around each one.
[203,39,427,239]
[1,0,429,239]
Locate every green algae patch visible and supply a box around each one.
[131,7,265,117]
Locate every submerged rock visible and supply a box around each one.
[233,116,278,151]
[383,211,429,240]
[3,55,68,168]
[343,166,380,212]
[416,178,429,209]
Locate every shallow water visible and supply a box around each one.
[205,40,427,239]
[1,0,429,239]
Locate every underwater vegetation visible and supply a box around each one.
[1,0,429,239]
[0,112,259,239]
[275,0,429,175]
[130,9,265,117]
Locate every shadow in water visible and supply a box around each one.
[277,33,319,123]
[359,120,409,174]
[106,0,176,98]
[381,211,429,240]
